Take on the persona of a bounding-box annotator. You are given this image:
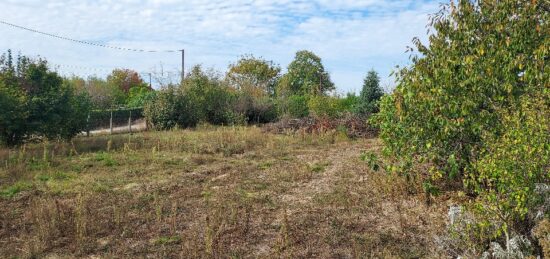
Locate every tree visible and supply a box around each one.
[0,81,27,146]
[82,76,126,109]
[183,65,235,125]
[127,86,154,108]
[277,50,334,96]
[226,54,281,96]
[374,0,548,248]
[0,51,91,146]
[355,70,384,115]
[107,69,148,94]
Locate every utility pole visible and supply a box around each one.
[180,49,185,84]
[319,73,323,95]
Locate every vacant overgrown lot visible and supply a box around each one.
[0,127,456,258]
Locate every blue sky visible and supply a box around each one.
[0,0,441,93]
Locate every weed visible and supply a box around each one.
[360,151,380,171]
[36,174,50,182]
[1,181,33,198]
[308,161,330,173]
[94,152,118,167]
[152,236,181,245]
[258,161,273,170]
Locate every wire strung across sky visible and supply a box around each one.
[0,20,179,53]
[51,63,180,79]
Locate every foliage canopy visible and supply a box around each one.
[375,0,549,241]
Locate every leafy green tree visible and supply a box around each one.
[375,0,548,245]
[226,54,281,96]
[0,81,27,146]
[355,70,384,115]
[127,85,154,108]
[0,51,91,146]
[277,50,334,96]
[183,65,235,125]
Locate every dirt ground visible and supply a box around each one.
[0,127,456,258]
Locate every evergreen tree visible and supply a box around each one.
[355,70,383,115]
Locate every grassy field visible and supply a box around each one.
[0,126,457,258]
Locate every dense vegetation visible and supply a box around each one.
[375,0,548,255]
[0,51,91,146]
[143,52,383,129]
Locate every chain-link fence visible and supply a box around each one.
[85,107,145,135]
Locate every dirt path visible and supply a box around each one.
[86,119,147,135]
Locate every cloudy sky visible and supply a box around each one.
[0,0,441,93]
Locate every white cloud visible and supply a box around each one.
[0,0,441,91]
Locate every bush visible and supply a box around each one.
[183,65,236,125]
[374,0,548,249]
[234,93,278,124]
[279,95,309,118]
[338,93,359,114]
[307,95,342,118]
[376,0,547,183]
[143,88,199,130]
[467,96,549,239]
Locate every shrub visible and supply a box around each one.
[127,86,154,108]
[338,93,359,114]
[279,95,309,118]
[376,0,547,183]
[374,0,548,248]
[467,96,549,240]
[307,95,342,118]
[143,88,199,130]
[234,93,278,124]
[183,65,235,125]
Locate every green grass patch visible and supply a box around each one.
[94,152,119,167]
[1,181,33,198]
[308,161,330,173]
[151,236,181,245]
[258,161,273,170]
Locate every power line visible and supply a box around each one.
[51,63,179,78]
[0,20,178,53]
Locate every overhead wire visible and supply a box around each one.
[0,20,179,53]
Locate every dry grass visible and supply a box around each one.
[0,126,456,258]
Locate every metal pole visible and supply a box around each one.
[110,108,113,135]
[128,110,132,134]
[183,49,185,81]
[86,113,90,137]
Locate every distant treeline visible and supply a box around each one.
[0,50,384,146]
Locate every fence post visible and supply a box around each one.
[128,110,132,134]
[110,109,113,135]
[86,113,90,137]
